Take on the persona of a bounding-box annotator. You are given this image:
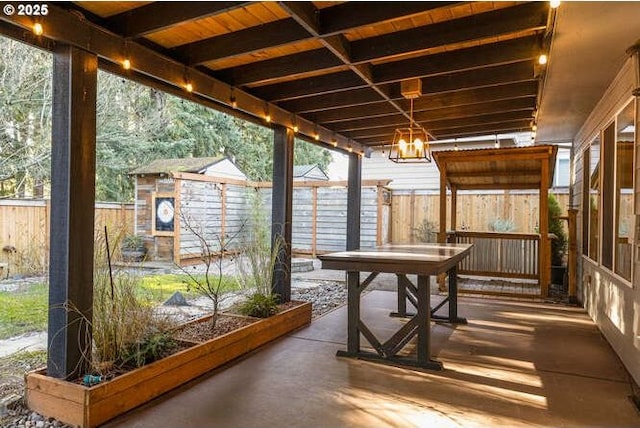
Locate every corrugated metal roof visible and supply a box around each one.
[130,156,223,175]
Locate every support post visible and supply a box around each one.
[48,45,97,379]
[346,152,362,251]
[540,158,551,297]
[450,185,457,233]
[567,209,578,301]
[438,166,447,290]
[271,126,294,302]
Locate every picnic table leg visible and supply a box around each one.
[417,275,443,370]
[447,265,467,324]
[346,270,360,354]
[396,273,407,316]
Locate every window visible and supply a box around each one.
[584,136,600,261]
[602,122,616,270]
[614,101,634,281]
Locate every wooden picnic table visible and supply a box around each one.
[318,243,473,370]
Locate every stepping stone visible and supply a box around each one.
[291,258,314,273]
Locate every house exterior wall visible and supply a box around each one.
[571,55,640,386]
[202,158,247,180]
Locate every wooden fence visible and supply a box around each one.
[0,199,133,275]
[391,190,570,243]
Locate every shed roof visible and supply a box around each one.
[130,156,224,175]
[293,164,329,180]
[432,145,558,191]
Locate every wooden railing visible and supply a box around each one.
[448,231,540,280]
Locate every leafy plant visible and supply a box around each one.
[121,234,145,250]
[548,194,567,266]
[88,228,177,374]
[239,293,279,318]
[119,332,177,368]
[488,218,516,232]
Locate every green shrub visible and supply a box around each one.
[548,194,567,266]
[239,293,279,318]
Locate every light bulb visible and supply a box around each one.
[265,114,271,123]
[314,133,320,141]
[185,82,193,92]
[538,54,548,65]
[33,23,43,36]
[122,59,131,70]
[293,125,298,133]
[550,0,560,8]
[413,137,423,152]
[398,138,408,154]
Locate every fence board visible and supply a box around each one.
[0,200,133,275]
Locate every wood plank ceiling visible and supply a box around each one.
[57,2,555,151]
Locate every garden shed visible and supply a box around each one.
[293,164,329,181]
[130,156,248,262]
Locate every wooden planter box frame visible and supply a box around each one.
[25,301,312,427]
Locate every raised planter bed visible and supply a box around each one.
[25,301,312,427]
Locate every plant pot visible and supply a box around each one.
[121,247,147,262]
[25,301,312,427]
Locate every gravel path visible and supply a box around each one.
[0,279,347,428]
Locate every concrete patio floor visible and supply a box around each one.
[104,290,639,428]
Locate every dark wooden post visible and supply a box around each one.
[271,126,294,302]
[540,157,551,297]
[48,45,97,379]
[346,152,362,251]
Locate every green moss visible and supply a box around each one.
[0,282,48,339]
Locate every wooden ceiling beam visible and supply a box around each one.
[318,1,461,35]
[255,58,534,103]
[432,121,532,139]
[414,98,536,122]
[290,82,536,116]
[351,2,548,63]
[105,2,252,38]
[248,70,369,102]
[331,98,535,131]
[173,19,312,65]
[281,87,389,113]
[300,63,537,123]
[341,110,535,139]
[373,36,540,83]
[221,3,544,88]
[218,49,345,86]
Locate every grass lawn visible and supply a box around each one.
[140,273,239,302]
[0,283,48,340]
[0,273,240,340]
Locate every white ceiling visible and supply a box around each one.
[536,1,640,144]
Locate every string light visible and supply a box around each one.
[229,89,237,109]
[33,22,43,36]
[185,82,193,93]
[550,0,561,8]
[292,115,298,133]
[122,59,131,70]
[264,102,271,123]
[538,54,548,65]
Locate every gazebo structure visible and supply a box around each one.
[433,145,558,297]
